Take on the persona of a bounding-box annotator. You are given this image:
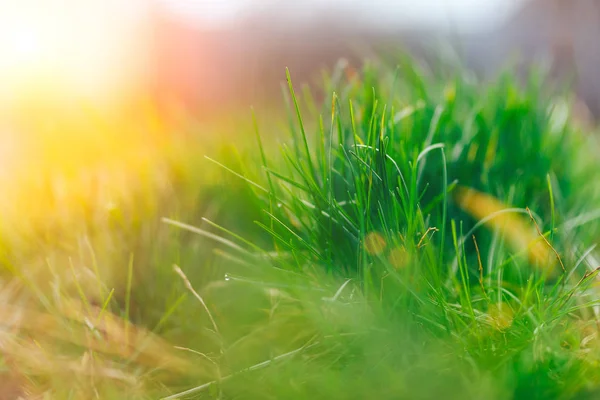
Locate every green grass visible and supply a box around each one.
[3,56,600,399]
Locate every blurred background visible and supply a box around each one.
[2,0,600,116]
[4,0,599,210]
[1,0,599,211]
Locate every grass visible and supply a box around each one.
[3,56,600,399]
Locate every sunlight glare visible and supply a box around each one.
[0,1,151,107]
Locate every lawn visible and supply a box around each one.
[3,56,600,399]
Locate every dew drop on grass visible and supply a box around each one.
[224,273,230,282]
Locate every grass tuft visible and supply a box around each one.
[3,55,600,398]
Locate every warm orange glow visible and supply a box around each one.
[0,1,151,107]
[0,1,158,219]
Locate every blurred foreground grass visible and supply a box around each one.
[3,57,600,399]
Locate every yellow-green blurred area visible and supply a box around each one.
[0,95,249,396]
[2,98,174,234]
[0,94,234,275]
[0,90,307,397]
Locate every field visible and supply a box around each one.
[3,57,600,399]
